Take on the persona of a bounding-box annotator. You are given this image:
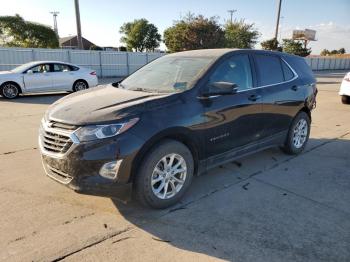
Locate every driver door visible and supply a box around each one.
[23,63,53,92]
[199,53,264,166]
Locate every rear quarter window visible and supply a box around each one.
[281,60,295,81]
[255,54,284,86]
[69,65,79,71]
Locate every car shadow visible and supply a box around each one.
[109,137,350,260]
[0,93,66,105]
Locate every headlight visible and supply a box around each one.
[74,118,139,142]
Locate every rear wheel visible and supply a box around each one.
[281,111,310,155]
[134,140,194,209]
[341,95,350,104]
[0,82,20,99]
[73,80,88,92]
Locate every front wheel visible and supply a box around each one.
[134,140,194,209]
[281,111,310,155]
[341,95,350,104]
[0,82,20,99]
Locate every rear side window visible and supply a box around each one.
[281,60,295,81]
[69,65,79,71]
[255,54,284,86]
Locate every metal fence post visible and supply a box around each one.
[99,51,103,78]
[146,53,149,63]
[67,50,71,63]
[126,52,130,76]
[32,49,36,61]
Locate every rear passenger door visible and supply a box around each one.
[253,54,304,140]
[51,64,74,90]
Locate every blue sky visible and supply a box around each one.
[1,0,349,54]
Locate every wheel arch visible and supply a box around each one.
[1,81,23,93]
[129,127,201,183]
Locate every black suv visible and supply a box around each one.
[39,49,317,208]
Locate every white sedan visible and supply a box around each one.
[0,61,98,99]
[339,72,350,104]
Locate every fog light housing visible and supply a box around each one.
[99,160,122,180]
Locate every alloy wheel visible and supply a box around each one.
[151,153,187,200]
[292,118,308,148]
[75,81,87,91]
[3,84,18,98]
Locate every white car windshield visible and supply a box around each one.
[120,56,214,93]
[11,63,37,73]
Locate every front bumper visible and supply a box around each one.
[39,124,145,199]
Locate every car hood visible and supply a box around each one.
[0,71,13,76]
[46,85,168,125]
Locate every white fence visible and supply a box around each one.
[0,47,349,77]
[0,47,164,77]
[305,57,350,71]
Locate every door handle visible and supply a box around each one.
[248,94,261,101]
[291,85,298,91]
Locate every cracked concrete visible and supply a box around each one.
[0,73,350,261]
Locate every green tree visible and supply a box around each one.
[281,39,311,57]
[261,38,282,51]
[224,19,259,49]
[320,49,330,56]
[164,14,225,52]
[338,48,346,54]
[119,19,161,52]
[0,14,58,48]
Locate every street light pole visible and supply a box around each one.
[274,0,282,39]
[74,0,83,49]
[50,11,59,36]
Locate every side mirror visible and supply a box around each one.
[205,81,238,97]
[26,70,33,75]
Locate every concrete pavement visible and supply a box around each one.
[0,73,349,261]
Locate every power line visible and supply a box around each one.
[50,11,59,36]
[227,9,237,24]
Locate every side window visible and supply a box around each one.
[209,54,253,91]
[30,64,50,73]
[54,64,71,72]
[255,54,284,86]
[281,59,295,81]
[69,65,79,71]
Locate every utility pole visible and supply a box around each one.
[274,0,282,39]
[227,9,237,24]
[50,11,59,36]
[74,0,83,49]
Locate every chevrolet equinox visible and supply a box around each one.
[39,49,317,209]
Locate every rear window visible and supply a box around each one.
[255,54,284,86]
[281,60,295,81]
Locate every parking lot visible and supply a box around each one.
[0,72,349,261]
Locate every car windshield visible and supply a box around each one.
[120,55,214,93]
[11,63,37,73]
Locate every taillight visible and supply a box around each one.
[90,71,96,76]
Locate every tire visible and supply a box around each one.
[0,82,20,99]
[341,95,350,104]
[73,80,88,92]
[281,111,310,155]
[134,139,194,209]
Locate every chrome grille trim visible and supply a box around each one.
[39,120,79,158]
[44,163,73,184]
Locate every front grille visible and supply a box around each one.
[46,164,73,184]
[41,131,72,153]
[40,120,77,155]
